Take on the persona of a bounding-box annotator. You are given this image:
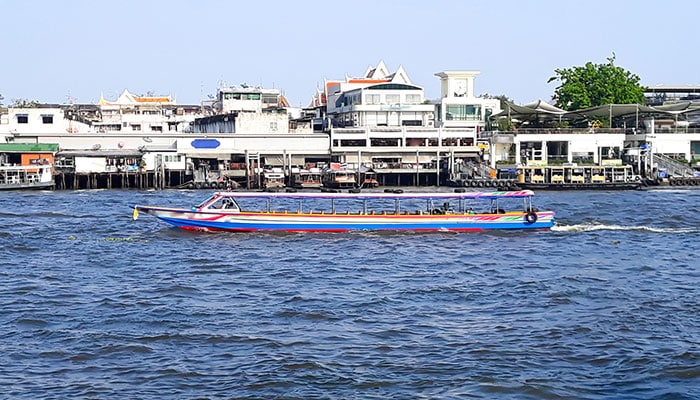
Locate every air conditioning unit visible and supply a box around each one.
[427,121,434,127]
[352,113,359,121]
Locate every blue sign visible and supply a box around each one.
[191,139,221,149]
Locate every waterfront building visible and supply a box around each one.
[0,143,58,190]
[191,86,328,184]
[0,90,208,139]
[485,100,700,179]
[95,89,205,134]
[0,104,88,137]
[315,61,500,185]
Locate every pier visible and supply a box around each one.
[54,170,175,190]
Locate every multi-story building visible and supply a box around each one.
[314,61,500,184]
[95,89,205,133]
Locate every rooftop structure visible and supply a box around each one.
[216,86,290,114]
[194,86,302,135]
[644,84,700,105]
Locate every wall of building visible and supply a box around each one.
[236,112,291,134]
[0,108,91,135]
[647,133,700,160]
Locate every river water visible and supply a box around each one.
[1,188,698,399]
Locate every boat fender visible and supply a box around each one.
[393,189,404,194]
[195,182,203,189]
[349,188,361,193]
[454,188,466,193]
[476,181,484,187]
[525,212,538,224]
[384,189,394,193]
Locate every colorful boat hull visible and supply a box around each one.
[132,190,555,232]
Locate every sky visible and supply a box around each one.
[2,0,699,108]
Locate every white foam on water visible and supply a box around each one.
[552,223,697,234]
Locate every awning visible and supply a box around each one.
[186,153,231,160]
[57,149,144,158]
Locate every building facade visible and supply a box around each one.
[315,61,500,177]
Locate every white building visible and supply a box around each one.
[434,71,500,131]
[0,106,90,137]
[195,86,309,136]
[318,61,499,172]
[95,89,205,133]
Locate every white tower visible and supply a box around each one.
[434,71,481,98]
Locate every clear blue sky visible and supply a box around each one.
[3,0,698,107]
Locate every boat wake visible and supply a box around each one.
[552,223,698,234]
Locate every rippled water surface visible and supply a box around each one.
[1,188,699,399]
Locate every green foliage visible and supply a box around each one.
[479,93,513,109]
[496,117,514,131]
[11,98,39,108]
[548,54,645,110]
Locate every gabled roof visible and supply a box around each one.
[98,89,173,106]
[314,61,421,107]
[364,60,390,79]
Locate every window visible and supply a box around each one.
[405,94,421,104]
[17,114,28,124]
[339,139,367,147]
[270,122,278,131]
[366,94,380,104]
[386,94,400,104]
[42,114,54,124]
[151,125,163,132]
[247,94,261,100]
[446,104,482,121]
[262,94,277,104]
[401,120,422,126]
[370,138,400,147]
[132,124,141,131]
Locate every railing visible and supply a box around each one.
[486,127,700,135]
[653,153,696,177]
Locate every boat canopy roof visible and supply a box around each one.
[213,190,536,201]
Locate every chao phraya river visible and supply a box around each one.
[1,188,698,398]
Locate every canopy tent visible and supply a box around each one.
[491,100,700,125]
[492,100,566,118]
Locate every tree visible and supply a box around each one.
[479,93,513,110]
[11,98,39,108]
[548,54,645,110]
